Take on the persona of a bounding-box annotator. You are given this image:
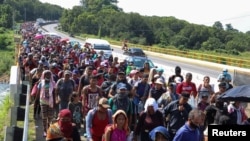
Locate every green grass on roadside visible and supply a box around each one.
[0,94,13,140]
[28,105,36,141]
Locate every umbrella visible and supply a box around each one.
[34,34,43,39]
[218,85,250,102]
[60,38,69,42]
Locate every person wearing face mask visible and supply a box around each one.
[108,71,132,98]
[46,109,81,141]
[172,109,203,141]
[109,83,133,128]
[217,68,233,90]
[217,68,232,83]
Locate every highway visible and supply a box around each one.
[43,24,226,90]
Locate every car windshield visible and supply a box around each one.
[131,48,143,53]
[93,45,111,50]
[133,58,155,68]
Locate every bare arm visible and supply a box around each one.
[108,88,115,98]
[103,127,112,141]
[81,86,87,116]
[78,80,83,97]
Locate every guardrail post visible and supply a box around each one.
[10,106,25,126]
[4,127,13,141]
[10,107,17,126]
[19,93,27,106]
[13,126,23,141]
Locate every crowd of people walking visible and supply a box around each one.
[18,22,249,141]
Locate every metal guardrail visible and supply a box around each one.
[4,34,31,141]
[108,40,250,69]
[22,82,30,141]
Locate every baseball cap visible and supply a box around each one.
[118,71,125,75]
[72,69,79,74]
[117,83,127,90]
[155,78,164,85]
[99,98,110,108]
[154,74,160,79]
[130,69,139,75]
[156,68,164,72]
[64,70,71,75]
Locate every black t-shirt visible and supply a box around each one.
[79,75,90,87]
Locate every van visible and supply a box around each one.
[85,38,113,60]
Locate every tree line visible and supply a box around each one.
[1,0,250,55]
[59,0,250,55]
[0,0,63,29]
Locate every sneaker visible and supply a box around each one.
[43,132,47,137]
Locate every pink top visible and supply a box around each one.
[111,128,127,141]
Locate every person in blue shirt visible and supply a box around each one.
[172,108,203,141]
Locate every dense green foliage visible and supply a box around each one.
[60,0,250,55]
[0,30,16,75]
[1,0,63,29]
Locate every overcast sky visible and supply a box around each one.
[40,0,250,32]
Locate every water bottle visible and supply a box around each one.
[138,101,144,113]
[127,131,134,141]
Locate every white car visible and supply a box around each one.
[85,38,113,60]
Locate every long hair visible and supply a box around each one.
[148,68,157,84]
[112,110,129,135]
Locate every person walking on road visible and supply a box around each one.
[36,70,56,137]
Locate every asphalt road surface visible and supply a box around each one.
[42,24,222,80]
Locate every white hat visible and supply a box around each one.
[175,77,182,83]
[100,62,107,67]
[155,78,164,85]
[153,74,160,79]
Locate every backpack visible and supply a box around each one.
[101,81,113,97]
[102,124,114,141]
[57,78,75,89]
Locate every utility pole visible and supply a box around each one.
[24,8,26,22]
[12,11,15,30]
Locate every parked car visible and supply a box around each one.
[125,56,156,69]
[123,47,146,57]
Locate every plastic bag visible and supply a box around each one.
[31,83,38,97]
[188,95,197,108]
[127,131,134,141]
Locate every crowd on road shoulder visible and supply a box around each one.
[19,22,249,141]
